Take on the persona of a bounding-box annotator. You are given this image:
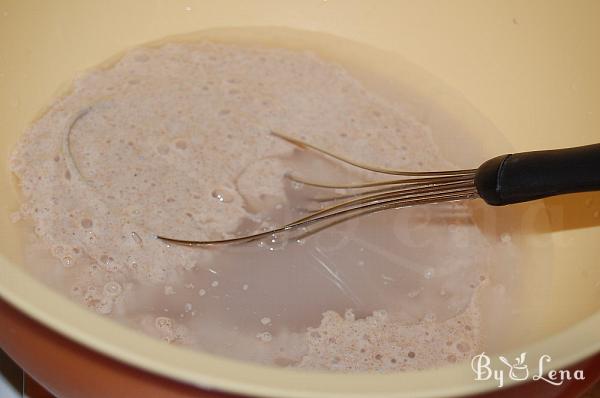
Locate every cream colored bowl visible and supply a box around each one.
[0,1,599,397]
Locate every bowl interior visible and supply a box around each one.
[0,1,599,397]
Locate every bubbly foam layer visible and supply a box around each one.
[10,42,510,371]
[299,306,481,371]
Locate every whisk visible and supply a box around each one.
[158,133,600,247]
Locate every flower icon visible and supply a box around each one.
[499,352,529,381]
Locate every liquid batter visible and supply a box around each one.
[10,41,522,371]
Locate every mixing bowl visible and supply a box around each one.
[1,1,599,397]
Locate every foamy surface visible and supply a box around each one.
[10,42,508,371]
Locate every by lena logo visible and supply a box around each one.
[471,352,585,388]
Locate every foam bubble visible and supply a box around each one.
[257,233,287,252]
[155,316,172,330]
[61,256,74,267]
[103,281,122,296]
[257,332,273,342]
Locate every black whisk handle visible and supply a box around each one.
[475,143,600,206]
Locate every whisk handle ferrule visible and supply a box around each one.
[475,143,600,205]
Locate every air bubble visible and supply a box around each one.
[155,317,172,330]
[130,231,143,247]
[124,205,142,217]
[50,245,64,257]
[500,233,512,243]
[424,268,435,279]
[198,289,206,296]
[258,233,287,252]
[96,298,113,314]
[211,281,219,287]
[291,181,304,190]
[103,281,122,296]
[164,285,175,295]
[423,313,436,322]
[62,256,73,267]
[184,303,193,312]
[126,256,138,269]
[211,188,234,203]
[256,331,273,342]
[260,317,272,325]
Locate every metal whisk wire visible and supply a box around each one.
[271,131,476,177]
[157,131,479,246]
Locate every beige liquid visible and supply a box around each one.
[9,32,553,371]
